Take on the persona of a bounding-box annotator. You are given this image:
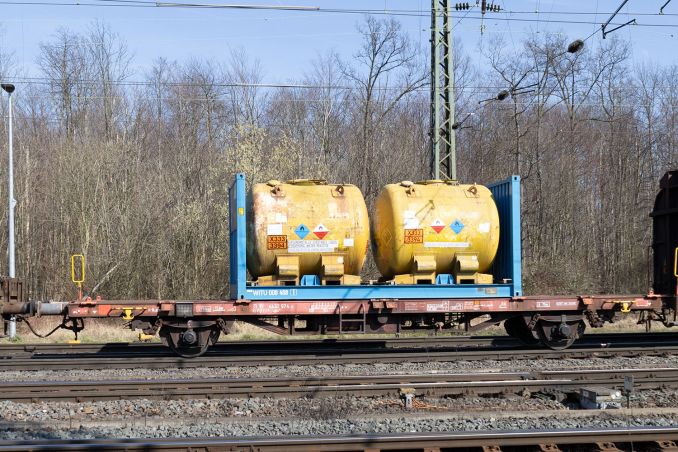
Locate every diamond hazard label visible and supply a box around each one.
[431,219,445,234]
[295,224,310,239]
[313,223,329,239]
[450,219,465,234]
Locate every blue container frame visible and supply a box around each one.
[229,173,522,301]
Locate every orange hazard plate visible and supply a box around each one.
[404,229,423,244]
[267,235,288,250]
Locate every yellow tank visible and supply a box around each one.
[247,179,369,285]
[372,180,500,284]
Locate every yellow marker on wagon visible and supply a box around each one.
[71,254,85,300]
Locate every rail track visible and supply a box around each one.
[2,367,677,402]
[2,334,516,357]
[1,343,678,372]
[0,427,677,451]
[1,332,678,371]
[3,331,678,357]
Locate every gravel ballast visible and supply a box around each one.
[3,347,678,441]
[2,389,678,424]
[2,355,678,382]
[0,395,566,423]
[1,412,678,440]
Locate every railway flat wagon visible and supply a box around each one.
[0,172,675,357]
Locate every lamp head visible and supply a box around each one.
[567,39,585,54]
[496,90,509,101]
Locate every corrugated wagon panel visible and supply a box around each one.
[487,176,522,296]
[651,170,678,296]
[229,173,247,300]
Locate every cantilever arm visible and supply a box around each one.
[661,0,673,14]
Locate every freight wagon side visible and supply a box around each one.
[0,172,673,357]
[652,170,678,300]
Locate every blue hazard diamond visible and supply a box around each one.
[295,224,310,239]
[450,219,464,234]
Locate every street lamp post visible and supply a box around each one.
[1,83,16,340]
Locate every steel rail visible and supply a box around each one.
[1,343,678,371]
[2,331,677,358]
[2,367,678,402]
[1,335,516,357]
[1,427,678,451]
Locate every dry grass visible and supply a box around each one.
[0,311,670,345]
[222,321,402,341]
[477,312,671,336]
[6,317,141,344]
[586,313,674,333]
[224,321,278,341]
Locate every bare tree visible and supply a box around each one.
[39,29,92,139]
[0,22,675,301]
[340,16,427,199]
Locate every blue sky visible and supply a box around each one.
[1,0,678,83]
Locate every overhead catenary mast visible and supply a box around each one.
[430,1,501,181]
[430,0,455,180]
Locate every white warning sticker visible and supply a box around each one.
[288,240,338,253]
[267,223,283,235]
[327,202,350,219]
[343,238,354,247]
[424,242,470,248]
[478,222,491,233]
[404,218,420,229]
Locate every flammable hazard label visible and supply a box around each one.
[267,235,288,250]
[313,223,329,239]
[431,218,445,234]
[404,229,424,244]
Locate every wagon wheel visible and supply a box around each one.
[536,319,586,351]
[503,316,539,345]
[160,325,221,358]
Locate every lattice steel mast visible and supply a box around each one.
[431,0,456,180]
[431,1,501,180]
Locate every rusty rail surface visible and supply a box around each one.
[0,427,677,451]
[3,331,678,359]
[2,367,678,402]
[1,341,678,372]
[1,334,516,358]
